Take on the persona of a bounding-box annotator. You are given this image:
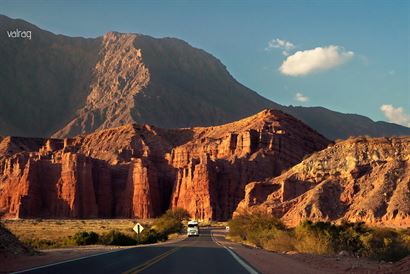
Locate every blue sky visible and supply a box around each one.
[1,0,409,126]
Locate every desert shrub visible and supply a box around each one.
[333,221,368,255]
[227,213,410,261]
[24,239,60,249]
[71,231,99,245]
[263,230,295,252]
[399,229,410,250]
[162,208,190,222]
[152,216,181,235]
[99,230,137,246]
[228,210,285,247]
[294,221,335,255]
[139,229,167,244]
[152,209,188,236]
[293,221,410,261]
[294,220,369,255]
[360,228,409,261]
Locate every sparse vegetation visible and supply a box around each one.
[151,208,190,236]
[228,210,410,262]
[72,231,99,245]
[1,209,189,249]
[99,230,137,246]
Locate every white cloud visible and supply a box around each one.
[266,38,295,56]
[282,51,289,56]
[295,92,309,102]
[380,104,410,127]
[279,45,354,76]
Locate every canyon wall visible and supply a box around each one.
[0,109,330,220]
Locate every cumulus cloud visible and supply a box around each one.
[295,92,309,102]
[279,45,354,76]
[266,38,295,56]
[380,104,410,127]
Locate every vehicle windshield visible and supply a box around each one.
[188,224,198,228]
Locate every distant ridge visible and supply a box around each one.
[0,14,409,140]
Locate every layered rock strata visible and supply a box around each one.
[0,109,330,220]
[236,137,410,227]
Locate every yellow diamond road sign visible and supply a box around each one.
[133,223,144,234]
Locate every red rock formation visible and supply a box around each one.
[235,136,410,227]
[0,109,330,220]
[168,109,331,220]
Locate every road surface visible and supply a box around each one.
[16,228,258,274]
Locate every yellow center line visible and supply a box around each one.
[122,233,206,274]
[122,236,196,274]
[124,246,180,274]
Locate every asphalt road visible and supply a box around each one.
[16,228,258,274]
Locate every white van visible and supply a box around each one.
[187,220,199,236]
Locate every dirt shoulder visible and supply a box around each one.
[211,229,410,274]
[0,234,187,274]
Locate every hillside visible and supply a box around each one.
[236,136,410,227]
[1,14,409,140]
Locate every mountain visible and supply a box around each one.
[0,109,330,220]
[235,136,410,227]
[0,14,409,140]
[0,15,100,137]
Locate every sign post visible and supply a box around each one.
[133,223,144,244]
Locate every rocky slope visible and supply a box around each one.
[0,109,330,220]
[236,136,410,227]
[0,223,35,258]
[1,14,409,140]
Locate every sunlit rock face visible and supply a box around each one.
[236,136,410,227]
[0,109,330,220]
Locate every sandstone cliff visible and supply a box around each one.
[0,109,330,220]
[235,137,410,227]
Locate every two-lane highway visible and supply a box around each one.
[16,228,258,274]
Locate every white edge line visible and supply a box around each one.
[12,247,130,274]
[211,230,259,274]
[12,235,187,274]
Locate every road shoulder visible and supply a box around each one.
[1,234,187,274]
[210,229,399,274]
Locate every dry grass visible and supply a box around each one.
[1,219,151,242]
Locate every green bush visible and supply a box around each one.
[228,209,285,247]
[139,229,167,244]
[99,230,137,246]
[151,208,189,236]
[72,231,99,245]
[228,211,410,262]
[360,228,409,261]
[152,216,182,235]
[294,221,337,255]
[136,208,187,244]
[261,230,295,252]
[292,220,376,256]
[162,208,190,222]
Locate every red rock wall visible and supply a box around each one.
[0,109,331,220]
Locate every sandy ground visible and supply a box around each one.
[1,219,146,242]
[212,230,410,274]
[0,235,187,274]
